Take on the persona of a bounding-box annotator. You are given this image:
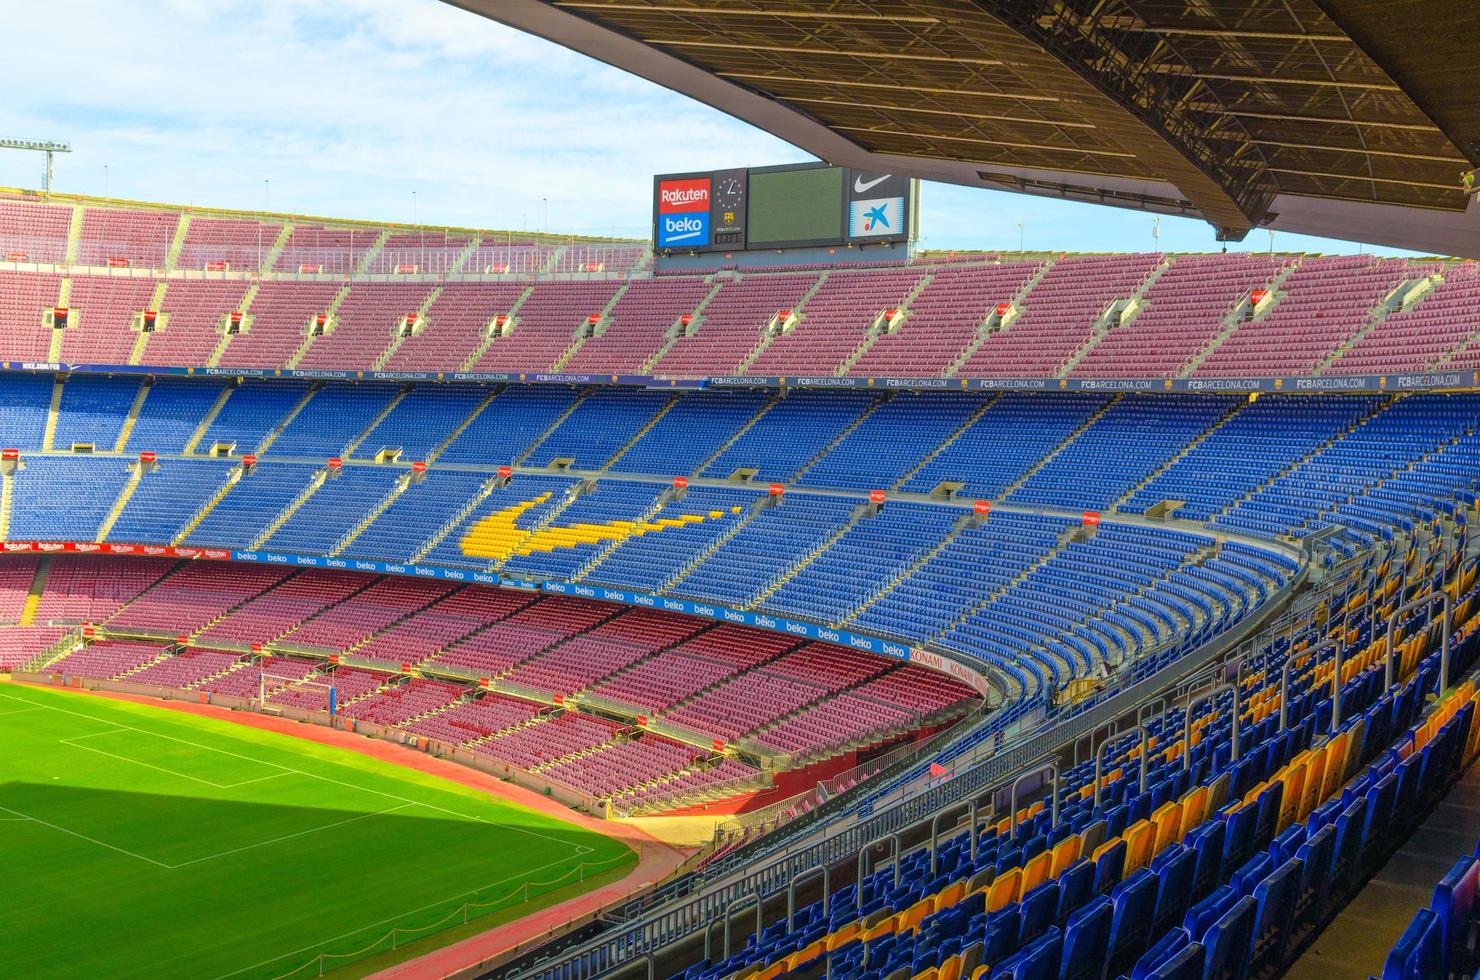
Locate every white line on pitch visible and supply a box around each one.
[0,688,589,855]
[168,803,416,870]
[61,736,250,789]
[0,803,172,868]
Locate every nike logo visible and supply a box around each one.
[854,174,891,193]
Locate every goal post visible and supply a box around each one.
[255,671,337,715]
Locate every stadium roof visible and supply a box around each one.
[455,0,1480,257]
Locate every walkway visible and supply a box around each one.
[1286,751,1480,979]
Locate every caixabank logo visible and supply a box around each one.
[657,177,711,248]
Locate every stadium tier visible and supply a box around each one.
[4,196,1480,381]
[4,198,1480,980]
[1,370,1476,821]
[2,555,976,812]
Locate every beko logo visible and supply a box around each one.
[854,174,892,193]
[661,215,706,241]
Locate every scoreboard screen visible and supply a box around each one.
[653,162,914,254]
[745,166,844,248]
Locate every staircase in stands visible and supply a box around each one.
[734,271,831,374]
[946,258,1055,377]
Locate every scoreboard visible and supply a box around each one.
[653,162,916,254]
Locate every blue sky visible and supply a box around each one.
[0,0,1418,256]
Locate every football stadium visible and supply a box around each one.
[3,2,1480,979]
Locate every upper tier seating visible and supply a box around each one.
[847,261,1044,377]
[1196,256,1422,377]
[0,271,62,361]
[958,254,1164,377]
[364,231,472,276]
[271,225,378,275]
[650,273,821,376]
[76,207,178,269]
[472,279,623,373]
[0,198,71,264]
[5,190,1480,380]
[176,217,283,273]
[749,267,925,376]
[1072,253,1294,378]
[146,279,251,367]
[563,276,713,374]
[214,281,345,369]
[381,281,528,373]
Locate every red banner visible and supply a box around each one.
[497,465,512,479]
[973,500,991,515]
[672,476,689,489]
[1082,511,1101,526]
[5,251,27,262]
[995,303,1012,316]
[768,483,785,496]
[411,461,427,473]
[1,448,18,460]
[1,540,237,562]
[326,457,342,469]
[139,451,156,463]
[205,261,227,272]
[869,489,886,504]
[241,455,257,466]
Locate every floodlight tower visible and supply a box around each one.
[0,138,72,197]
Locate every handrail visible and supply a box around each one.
[1182,682,1240,771]
[1385,590,1451,694]
[1094,724,1148,808]
[1279,638,1340,732]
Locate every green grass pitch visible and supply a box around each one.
[0,682,636,979]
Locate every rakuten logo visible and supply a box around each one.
[658,179,709,213]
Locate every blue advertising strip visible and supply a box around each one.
[3,360,1477,394]
[540,580,912,659]
[225,549,914,660]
